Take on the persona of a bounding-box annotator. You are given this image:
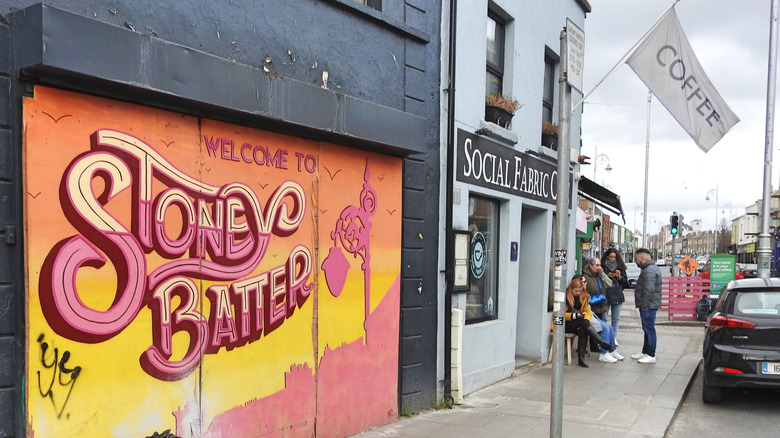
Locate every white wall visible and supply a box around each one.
[444,0,588,395]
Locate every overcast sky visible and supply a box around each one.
[581,0,775,236]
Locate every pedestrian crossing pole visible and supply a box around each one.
[550,25,573,438]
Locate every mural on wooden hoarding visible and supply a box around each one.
[24,87,401,437]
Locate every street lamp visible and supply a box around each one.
[721,201,733,220]
[633,204,644,235]
[706,186,719,253]
[648,215,658,252]
[593,146,612,184]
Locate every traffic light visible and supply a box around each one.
[670,214,679,234]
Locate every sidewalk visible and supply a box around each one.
[354,292,704,438]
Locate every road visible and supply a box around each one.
[666,362,780,437]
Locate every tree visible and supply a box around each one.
[716,217,732,254]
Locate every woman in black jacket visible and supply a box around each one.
[601,248,629,341]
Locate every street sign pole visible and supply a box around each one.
[550,21,579,438]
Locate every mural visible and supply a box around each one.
[24,87,402,437]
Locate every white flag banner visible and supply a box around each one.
[626,9,739,152]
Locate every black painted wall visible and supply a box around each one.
[0,0,441,435]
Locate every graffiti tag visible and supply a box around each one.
[37,334,82,419]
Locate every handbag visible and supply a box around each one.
[589,292,606,306]
[589,275,608,313]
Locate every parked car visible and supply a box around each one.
[737,263,758,279]
[625,262,641,288]
[656,257,666,266]
[698,261,710,280]
[696,255,709,265]
[702,278,780,403]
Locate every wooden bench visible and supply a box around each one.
[548,332,591,365]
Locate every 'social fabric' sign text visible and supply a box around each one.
[456,129,557,205]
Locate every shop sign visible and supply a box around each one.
[457,129,558,205]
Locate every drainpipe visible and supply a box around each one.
[443,0,457,405]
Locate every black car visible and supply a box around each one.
[702,278,780,403]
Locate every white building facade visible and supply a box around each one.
[440,0,591,396]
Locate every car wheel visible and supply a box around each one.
[702,381,723,403]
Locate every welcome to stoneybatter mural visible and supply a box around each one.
[24,87,402,437]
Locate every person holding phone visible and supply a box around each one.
[601,248,629,342]
[555,277,614,368]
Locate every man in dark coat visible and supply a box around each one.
[632,248,663,364]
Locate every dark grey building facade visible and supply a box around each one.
[0,1,440,436]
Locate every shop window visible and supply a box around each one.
[467,195,499,323]
[542,48,559,123]
[486,10,506,98]
[353,0,382,10]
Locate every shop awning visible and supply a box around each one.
[577,176,625,223]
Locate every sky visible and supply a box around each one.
[580,0,776,236]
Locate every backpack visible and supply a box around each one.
[695,295,712,321]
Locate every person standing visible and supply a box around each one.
[601,248,628,341]
[632,248,663,364]
[582,257,612,321]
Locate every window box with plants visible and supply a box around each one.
[541,120,558,151]
[485,94,520,129]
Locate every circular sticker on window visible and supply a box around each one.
[470,232,487,279]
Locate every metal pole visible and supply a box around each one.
[572,0,679,112]
[550,27,571,438]
[671,232,677,277]
[759,0,779,279]
[714,185,719,254]
[642,91,651,247]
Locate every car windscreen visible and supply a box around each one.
[735,291,780,318]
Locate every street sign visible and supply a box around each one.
[566,19,585,93]
[677,256,698,276]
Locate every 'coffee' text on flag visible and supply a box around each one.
[626,8,739,152]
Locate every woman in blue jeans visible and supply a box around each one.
[573,275,623,362]
[601,248,628,343]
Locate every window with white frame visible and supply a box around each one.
[486,10,506,98]
[353,0,381,11]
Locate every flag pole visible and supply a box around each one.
[642,90,651,252]
[572,0,679,113]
